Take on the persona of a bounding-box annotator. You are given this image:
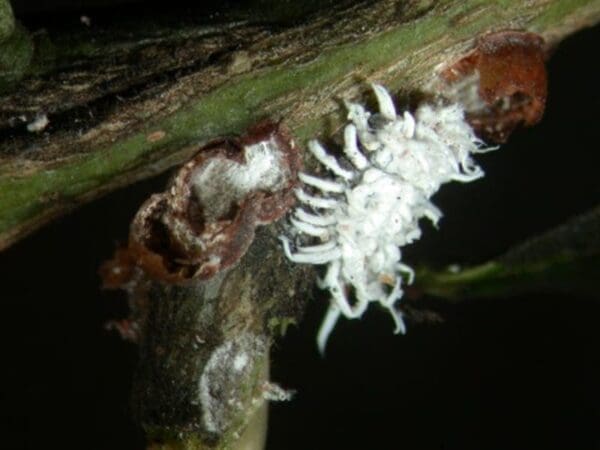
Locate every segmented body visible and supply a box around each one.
[280,84,492,352]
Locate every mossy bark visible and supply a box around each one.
[1,0,599,250]
[0,0,14,42]
[0,0,34,90]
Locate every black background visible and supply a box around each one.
[1,3,599,449]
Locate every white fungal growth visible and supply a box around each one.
[192,137,287,221]
[198,333,267,435]
[280,84,494,353]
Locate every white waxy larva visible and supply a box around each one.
[281,83,494,353]
[295,208,337,227]
[295,188,338,209]
[298,172,345,193]
[308,140,355,180]
[289,217,329,239]
[343,125,369,170]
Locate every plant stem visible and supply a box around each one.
[1,0,599,249]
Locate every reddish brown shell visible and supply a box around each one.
[442,30,547,142]
[102,121,301,286]
[99,246,138,289]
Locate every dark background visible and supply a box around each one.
[1,3,599,449]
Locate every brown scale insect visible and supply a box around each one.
[441,30,547,143]
[101,121,301,286]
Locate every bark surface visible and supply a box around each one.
[1,0,599,249]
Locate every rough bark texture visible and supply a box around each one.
[2,1,600,449]
[130,225,312,449]
[1,0,599,250]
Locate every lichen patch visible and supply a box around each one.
[198,333,267,435]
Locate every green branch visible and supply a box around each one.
[0,0,14,42]
[0,0,598,251]
[414,205,600,300]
